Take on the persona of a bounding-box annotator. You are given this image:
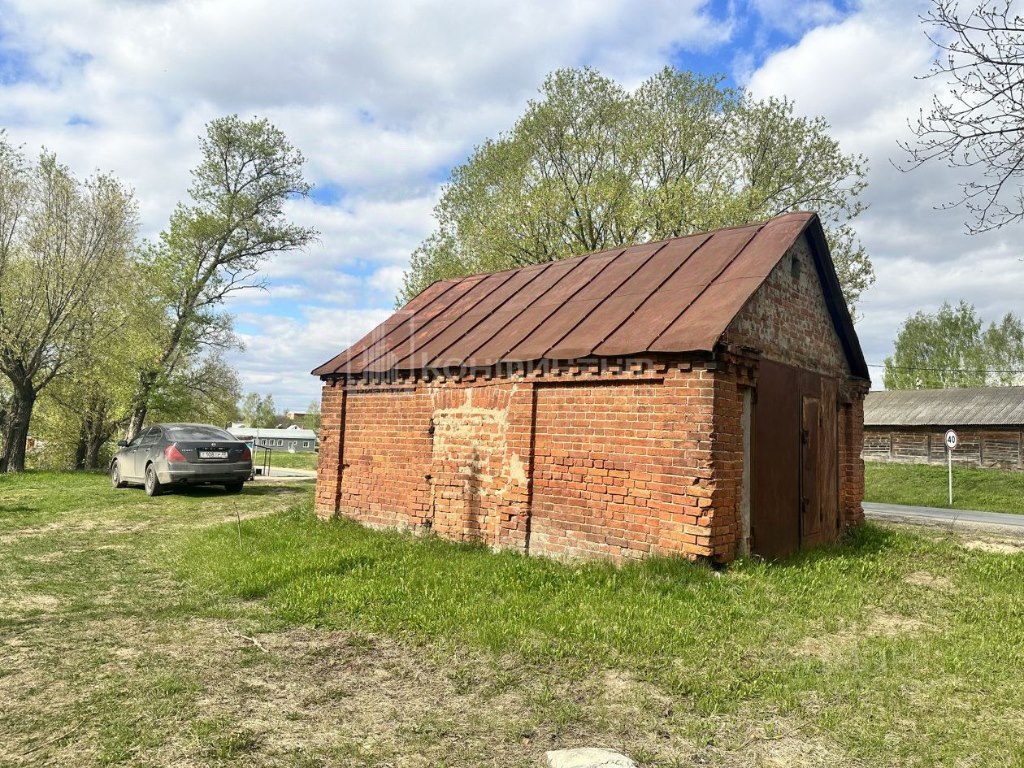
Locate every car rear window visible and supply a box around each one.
[164,426,235,441]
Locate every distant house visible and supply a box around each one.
[863,387,1024,470]
[227,424,318,453]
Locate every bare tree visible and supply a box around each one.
[123,115,317,440]
[0,137,138,472]
[902,1,1024,233]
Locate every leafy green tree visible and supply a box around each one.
[240,393,262,426]
[0,137,138,472]
[146,352,242,428]
[124,115,317,440]
[36,304,147,471]
[303,400,321,432]
[255,394,277,428]
[240,392,277,428]
[981,312,1024,385]
[401,66,872,312]
[884,301,1024,388]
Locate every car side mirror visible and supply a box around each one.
[117,439,128,448]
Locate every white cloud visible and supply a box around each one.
[4,0,1020,406]
[0,0,730,408]
[231,307,392,407]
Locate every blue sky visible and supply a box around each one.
[1,0,1021,409]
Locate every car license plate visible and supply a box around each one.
[200,450,228,459]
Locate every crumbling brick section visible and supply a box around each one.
[314,380,343,519]
[427,384,532,548]
[840,392,867,527]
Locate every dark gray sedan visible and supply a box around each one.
[110,423,253,496]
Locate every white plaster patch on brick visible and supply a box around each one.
[507,453,528,484]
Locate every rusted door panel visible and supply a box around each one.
[750,360,801,559]
[801,396,822,541]
[819,378,840,538]
[751,361,842,558]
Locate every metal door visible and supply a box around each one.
[801,396,822,540]
[751,360,841,559]
[750,361,801,559]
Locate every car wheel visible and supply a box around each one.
[224,481,244,494]
[110,461,127,489]
[144,464,163,497]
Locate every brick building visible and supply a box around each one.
[863,386,1024,470]
[312,212,870,561]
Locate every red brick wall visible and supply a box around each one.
[529,371,716,560]
[315,362,739,562]
[708,365,747,557]
[336,388,433,529]
[426,384,533,548]
[723,235,848,378]
[314,380,343,518]
[840,399,866,527]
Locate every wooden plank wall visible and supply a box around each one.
[862,427,1023,469]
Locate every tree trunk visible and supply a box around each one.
[85,431,105,470]
[84,399,109,470]
[125,370,158,442]
[0,381,36,473]
[125,403,147,444]
[74,428,88,471]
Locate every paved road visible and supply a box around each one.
[864,501,1024,531]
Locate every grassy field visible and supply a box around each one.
[253,449,318,471]
[865,460,1024,514]
[2,472,1024,766]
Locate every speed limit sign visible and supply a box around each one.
[944,429,958,504]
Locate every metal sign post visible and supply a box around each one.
[944,429,958,505]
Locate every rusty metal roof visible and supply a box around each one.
[865,387,1024,427]
[313,211,868,379]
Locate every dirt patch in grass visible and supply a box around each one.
[962,539,1024,554]
[8,593,62,612]
[795,610,928,661]
[903,570,954,590]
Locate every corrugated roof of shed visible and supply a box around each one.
[313,212,867,379]
[864,387,1024,427]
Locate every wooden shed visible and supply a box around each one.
[863,387,1024,470]
[312,212,870,561]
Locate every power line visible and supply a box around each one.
[867,362,1024,374]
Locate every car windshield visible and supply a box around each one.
[164,426,234,442]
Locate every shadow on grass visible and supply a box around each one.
[157,484,310,499]
[754,521,907,571]
[236,556,377,600]
[1,505,36,515]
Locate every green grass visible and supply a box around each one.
[179,504,1024,766]
[865,460,1024,514]
[3,470,1024,766]
[253,450,318,471]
